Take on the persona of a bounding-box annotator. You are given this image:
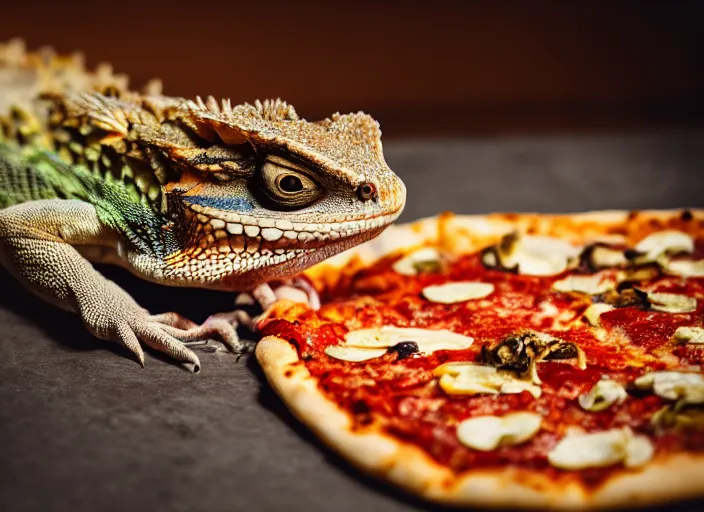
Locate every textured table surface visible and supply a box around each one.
[2,131,704,512]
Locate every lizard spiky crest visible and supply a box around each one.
[181,96,387,187]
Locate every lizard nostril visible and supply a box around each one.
[357,182,378,202]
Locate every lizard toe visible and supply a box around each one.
[116,323,145,368]
[134,322,202,373]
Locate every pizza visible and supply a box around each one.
[255,209,704,509]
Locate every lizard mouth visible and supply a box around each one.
[163,204,401,274]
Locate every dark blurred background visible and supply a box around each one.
[2,0,703,138]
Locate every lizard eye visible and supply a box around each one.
[258,155,323,210]
[357,182,378,201]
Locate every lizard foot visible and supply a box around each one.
[232,277,322,331]
[150,311,255,356]
[81,281,251,372]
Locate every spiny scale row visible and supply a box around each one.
[188,96,300,122]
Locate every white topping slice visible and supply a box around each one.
[582,303,615,328]
[391,247,441,276]
[634,230,694,262]
[456,412,542,451]
[673,326,704,344]
[624,434,656,469]
[323,345,387,362]
[434,362,542,398]
[501,235,581,276]
[589,245,628,269]
[344,326,473,354]
[547,428,653,470]
[647,292,697,313]
[634,371,704,404]
[422,281,494,304]
[663,259,704,278]
[552,273,616,295]
[578,379,628,411]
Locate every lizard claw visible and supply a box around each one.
[154,311,253,356]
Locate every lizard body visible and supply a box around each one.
[0,40,406,371]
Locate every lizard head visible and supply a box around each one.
[160,98,406,289]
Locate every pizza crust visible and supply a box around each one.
[257,335,704,509]
[257,208,704,509]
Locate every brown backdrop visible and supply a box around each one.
[2,0,703,137]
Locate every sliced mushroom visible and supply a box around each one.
[482,331,586,385]
[434,362,542,398]
[590,245,629,269]
[578,379,628,411]
[392,247,442,276]
[632,230,694,264]
[663,258,704,278]
[647,292,697,314]
[324,345,388,362]
[422,281,495,304]
[547,428,653,470]
[456,412,542,451]
[622,264,661,284]
[651,404,704,432]
[344,326,474,354]
[582,303,615,328]
[600,286,650,309]
[552,273,616,295]
[673,326,704,345]
[634,371,704,405]
[483,233,580,277]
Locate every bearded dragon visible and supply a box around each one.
[0,40,406,372]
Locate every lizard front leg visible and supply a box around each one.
[0,199,212,372]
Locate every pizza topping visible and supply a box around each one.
[323,345,388,362]
[482,331,586,385]
[663,258,704,278]
[421,281,494,304]
[578,378,628,411]
[580,244,628,271]
[343,326,474,354]
[673,326,704,344]
[482,233,580,276]
[582,303,615,328]
[647,292,697,314]
[547,427,654,470]
[552,273,617,295]
[631,230,694,264]
[456,412,542,451]
[434,362,542,398]
[622,264,661,284]
[387,341,420,360]
[600,286,650,309]
[392,247,442,276]
[651,404,704,432]
[634,371,704,404]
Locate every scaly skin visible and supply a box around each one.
[0,39,406,372]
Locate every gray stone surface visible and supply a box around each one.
[1,131,704,512]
